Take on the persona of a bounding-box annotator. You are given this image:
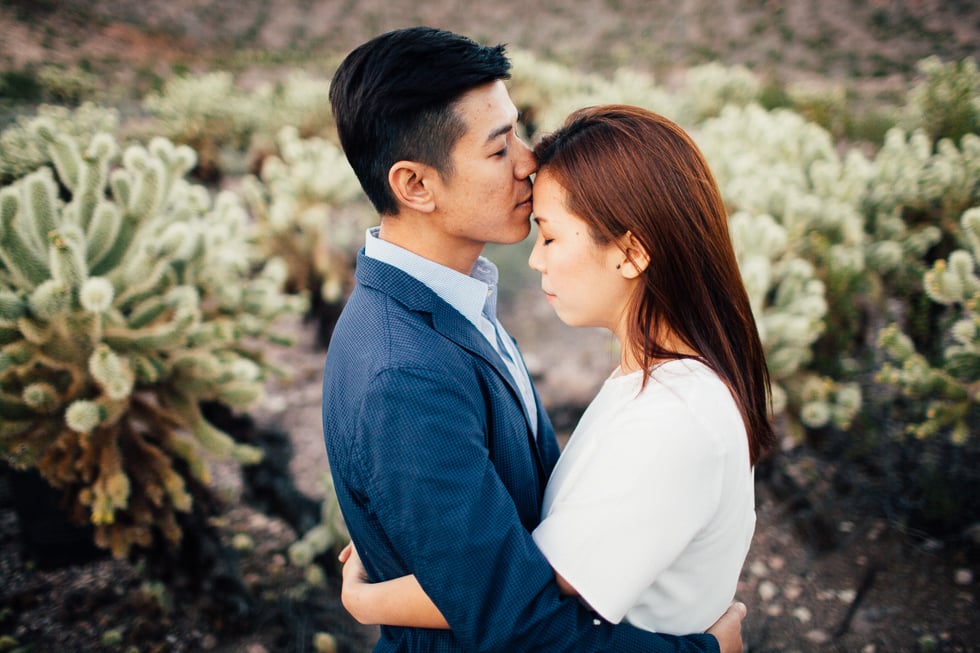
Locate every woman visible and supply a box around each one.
[339,104,775,635]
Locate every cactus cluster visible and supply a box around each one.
[243,126,373,305]
[141,72,261,179]
[141,70,338,179]
[508,50,761,136]
[0,119,304,557]
[900,55,980,144]
[288,473,349,577]
[3,46,975,562]
[0,102,119,184]
[696,103,868,434]
[877,208,980,444]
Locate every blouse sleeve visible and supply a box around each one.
[531,394,725,625]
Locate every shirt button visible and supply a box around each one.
[593,619,601,626]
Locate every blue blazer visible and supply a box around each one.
[322,252,718,653]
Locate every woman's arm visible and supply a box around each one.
[340,542,584,627]
[553,569,580,598]
[338,542,449,629]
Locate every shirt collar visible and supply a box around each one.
[363,227,501,325]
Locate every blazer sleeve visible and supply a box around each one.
[353,365,720,653]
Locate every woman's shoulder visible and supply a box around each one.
[628,359,745,445]
[644,358,732,401]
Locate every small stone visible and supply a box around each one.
[232,532,254,552]
[838,589,857,603]
[246,645,269,653]
[784,584,803,601]
[758,580,779,602]
[838,521,854,533]
[749,560,768,577]
[769,555,785,570]
[766,604,783,616]
[817,590,834,601]
[861,645,876,653]
[805,629,830,644]
[313,632,337,653]
[792,606,812,623]
[954,568,973,585]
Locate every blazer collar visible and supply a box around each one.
[355,251,537,435]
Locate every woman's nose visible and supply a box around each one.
[528,236,544,272]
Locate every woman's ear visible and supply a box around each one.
[618,231,650,279]
[388,161,436,213]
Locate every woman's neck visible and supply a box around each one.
[616,329,700,375]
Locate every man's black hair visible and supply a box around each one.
[329,26,512,215]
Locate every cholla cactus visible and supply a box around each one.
[0,103,119,184]
[509,51,759,136]
[729,211,859,436]
[243,126,373,305]
[865,129,980,354]
[877,207,980,444]
[867,128,980,237]
[142,72,262,179]
[288,473,348,572]
[508,50,678,135]
[698,104,870,433]
[251,70,335,139]
[142,70,340,180]
[677,62,761,124]
[0,121,304,558]
[36,64,102,105]
[786,80,850,139]
[900,56,980,145]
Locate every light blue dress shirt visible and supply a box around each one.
[363,227,538,436]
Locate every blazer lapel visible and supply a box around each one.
[355,252,541,451]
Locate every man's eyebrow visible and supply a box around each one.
[486,122,513,143]
[486,112,521,143]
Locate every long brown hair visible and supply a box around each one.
[534,105,775,465]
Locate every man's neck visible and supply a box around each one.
[378,217,482,275]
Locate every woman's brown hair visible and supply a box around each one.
[534,105,776,465]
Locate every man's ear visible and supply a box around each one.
[388,161,436,213]
[618,231,650,279]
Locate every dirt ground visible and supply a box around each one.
[1,1,980,652]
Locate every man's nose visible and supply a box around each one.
[515,138,537,178]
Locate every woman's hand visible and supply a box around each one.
[337,541,449,629]
[338,542,373,623]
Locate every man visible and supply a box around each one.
[322,26,746,652]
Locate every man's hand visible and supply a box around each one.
[705,602,747,653]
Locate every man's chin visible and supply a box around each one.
[492,224,533,245]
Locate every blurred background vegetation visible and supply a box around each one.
[1,1,979,651]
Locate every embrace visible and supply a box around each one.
[321,26,774,653]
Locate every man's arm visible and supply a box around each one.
[339,540,745,653]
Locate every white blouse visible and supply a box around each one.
[532,359,756,635]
